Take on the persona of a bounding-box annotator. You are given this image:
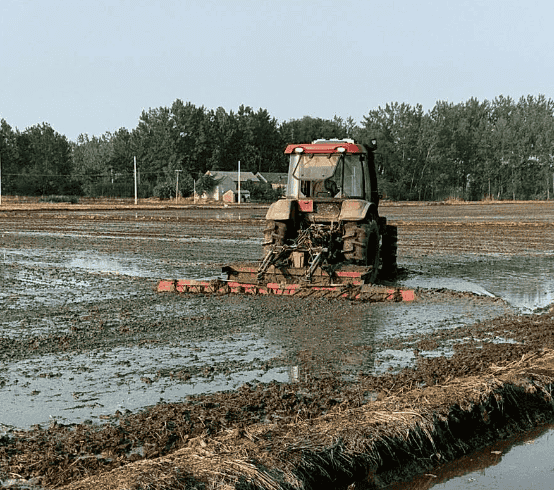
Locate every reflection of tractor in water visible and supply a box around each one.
[260,139,397,284]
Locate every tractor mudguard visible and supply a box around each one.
[266,199,293,221]
[339,200,376,221]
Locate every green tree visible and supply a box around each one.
[432,98,491,200]
[15,123,75,195]
[131,106,182,192]
[72,132,113,196]
[279,116,350,145]
[233,106,285,173]
[0,119,19,194]
[170,99,211,176]
[108,128,134,174]
[205,107,242,171]
[153,172,194,199]
[360,102,427,200]
[195,174,220,195]
[513,95,554,199]
[242,179,283,202]
[487,95,517,199]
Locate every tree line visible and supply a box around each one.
[360,95,554,201]
[1,95,553,201]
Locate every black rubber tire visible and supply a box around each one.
[263,220,287,255]
[343,220,380,283]
[380,224,398,279]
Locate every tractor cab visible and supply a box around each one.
[284,139,378,205]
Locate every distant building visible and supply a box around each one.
[222,188,251,203]
[200,170,259,202]
[256,172,288,191]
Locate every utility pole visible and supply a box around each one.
[175,170,182,203]
[0,154,2,206]
[237,160,241,204]
[134,156,138,205]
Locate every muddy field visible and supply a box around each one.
[1,199,554,488]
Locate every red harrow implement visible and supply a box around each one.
[157,263,415,303]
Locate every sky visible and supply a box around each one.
[1,0,553,141]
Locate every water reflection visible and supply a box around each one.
[263,297,509,382]
[387,424,554,490]
[402,255,554,312]
[474,256,554,312]
[265,302,378,380]
[0,336,285,429]
[68,254,143,276]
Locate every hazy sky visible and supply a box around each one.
[1,0,552,141]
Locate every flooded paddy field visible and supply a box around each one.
[1,200,554,488]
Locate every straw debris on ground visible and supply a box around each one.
[2,341,552,490]
[58,349,554,490]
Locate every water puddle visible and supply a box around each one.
[2,230,259,246]
[401,254,554,312]
[2,219,553,490]
[0,334,284,429]
[402,276,495,297]
[1,247,223,309]
[388,255,554,489]
[68,254,145,276]
[1,240,535,429]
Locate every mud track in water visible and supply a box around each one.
[1,198,554,488]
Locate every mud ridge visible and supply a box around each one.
[37,349,554,490]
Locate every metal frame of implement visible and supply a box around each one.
[157,278,415,302]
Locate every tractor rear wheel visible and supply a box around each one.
[263,220,288,255]
[343,220,380,283]
[380,224,398,278]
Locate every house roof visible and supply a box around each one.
[223,188,251,195]
[206,170,259,183]
[256,172,288,185]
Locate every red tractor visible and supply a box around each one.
[258,139,397,285]
[159,139,410,301]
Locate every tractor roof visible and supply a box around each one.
[284,140,366,155]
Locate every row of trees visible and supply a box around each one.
[359,95,554,201]
[0,121,80,196]
[2,95,554,200]
[0,102,351,199]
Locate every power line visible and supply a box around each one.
[0,170,174,178]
